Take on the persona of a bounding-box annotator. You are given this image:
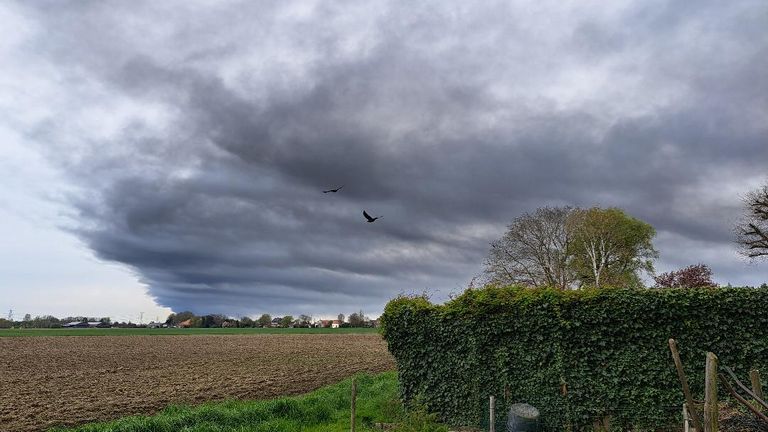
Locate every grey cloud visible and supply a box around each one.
[10,0,768,315]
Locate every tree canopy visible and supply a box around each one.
[279,315,294,328]
[257,314,272,327]
[485,206,575,289]
[569,207,657,288]
[654,263,716,288]
[485,206,657,288]
[348,310,366,327]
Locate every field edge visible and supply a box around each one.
[0,327,380,337]
[48,372,424,432]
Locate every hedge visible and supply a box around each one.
[380,286,768,431]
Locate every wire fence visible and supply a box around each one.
[475,396,684,432]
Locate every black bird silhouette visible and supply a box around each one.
[323,185,344,193]
[363,210,382,223]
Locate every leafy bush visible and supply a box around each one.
[381,286,768,431]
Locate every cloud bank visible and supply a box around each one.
[4,0,767,315]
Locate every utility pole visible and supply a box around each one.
[139,312,144,325]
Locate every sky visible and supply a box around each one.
[0,0,766,320]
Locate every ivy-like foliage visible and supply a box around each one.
[380,286,768,431]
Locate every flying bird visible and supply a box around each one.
[363,210,382,223]
[323,185,344,193]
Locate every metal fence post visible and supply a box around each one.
[489,395,495,432]
[350,377,357,432]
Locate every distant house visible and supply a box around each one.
[64,321,106,328]
[178,319,193,328]
[271,317,283,328]
[147,322,164,329]
[331,320,341,329]
[369,319,380,328]
[63,321,89,328]
[316,320,332,328]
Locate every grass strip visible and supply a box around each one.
[50,372,448,432]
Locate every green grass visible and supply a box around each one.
[0,327,379,337]
[49,372,448,432]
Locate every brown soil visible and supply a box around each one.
[0,334,395,432]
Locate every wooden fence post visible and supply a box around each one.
[704,352,718,432]
[350,377,357,432]
[489,395,495,432]
[751,370,763,404]
[669,339,703,432]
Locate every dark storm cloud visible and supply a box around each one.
[14,0,768,314]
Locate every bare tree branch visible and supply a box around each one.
[736,182,768,259]
[484,207,577,289]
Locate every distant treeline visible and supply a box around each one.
[0,310,377,329]
[0,315,112,329]
[165,310,376,328]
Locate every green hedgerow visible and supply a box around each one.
[381,286,768,431]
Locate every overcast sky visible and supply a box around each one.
[0,0,766,320]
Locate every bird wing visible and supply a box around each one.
[363,210,373,221]
[336,185,344,191]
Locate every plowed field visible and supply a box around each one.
[0,334,395,432]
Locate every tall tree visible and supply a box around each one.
[348,310,366,327]
[31,315,60,328]
[168,311,195,325]
[569,207,658,288]
[654,264,717,288]
[484,206,576,289]
[736,181,768,259]
[201,314,227,328]
[257,314,272,328]
[298,315,312,327]
[280,315,294,328]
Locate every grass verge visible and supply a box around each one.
[49,372,448,432]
